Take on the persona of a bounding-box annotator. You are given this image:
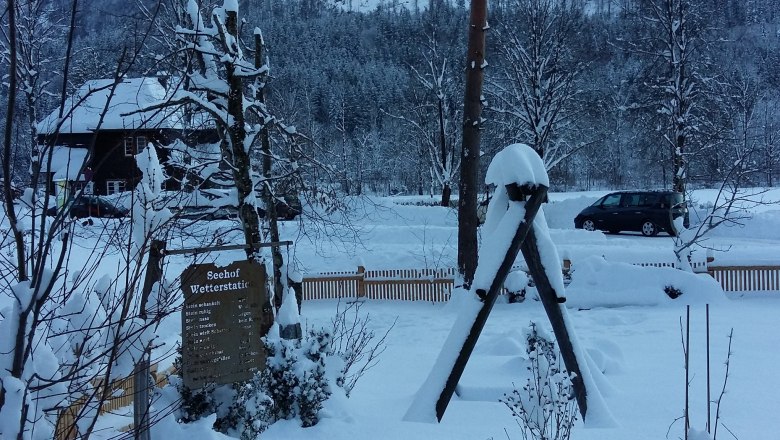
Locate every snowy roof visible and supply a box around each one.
[40,146,89,180]
[36,77,188,134]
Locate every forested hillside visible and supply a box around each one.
[4,0,780,194]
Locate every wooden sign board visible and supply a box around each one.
[181,260,273,389]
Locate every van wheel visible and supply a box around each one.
[582,219,596,231]
[641,220,658,237]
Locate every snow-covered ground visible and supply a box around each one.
[2,185,779,439]
[142,185,780,439]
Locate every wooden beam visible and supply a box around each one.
[435,184,548,422]
[163,240,293,256]
[520,225,588,419]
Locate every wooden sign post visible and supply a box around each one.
[180,260,274,389]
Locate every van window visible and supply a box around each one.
[623,193,641,207]
[601,194,621,207]
[638,193,659,207]
[591,196,606,206]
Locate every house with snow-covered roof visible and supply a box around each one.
[36,76,217,196]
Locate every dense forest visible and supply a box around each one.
[4,0,780,195]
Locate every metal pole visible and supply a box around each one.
[706,304,711,434]
[134,239,165,440]
[685,305,690,440]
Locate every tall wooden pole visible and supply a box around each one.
[457,0,488,287]
[706,304,711,434]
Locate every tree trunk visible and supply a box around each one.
[2,0,27,284]
[255,33,286,311]
[225,10,261,262]
[457,0,488,288]
[441,183,451,207]
[438,97,451,207]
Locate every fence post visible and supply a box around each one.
[357,266,366,298]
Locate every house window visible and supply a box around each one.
[106,179,125,195]
[71,181,94,195]
[124,136,148,156]
[124,137,135,156]
[136,136,147,153]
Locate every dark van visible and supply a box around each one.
[574,191,688,236]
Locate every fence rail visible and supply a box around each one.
[55,365,169,440]
[302,266,457,302]
[301,260,780,302]
[709,265,780,292]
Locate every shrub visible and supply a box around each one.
[213,377,272,440]
[177,382,217,423]
[262,329,334,427]
[501,322,578,440]
[329,299,395,397]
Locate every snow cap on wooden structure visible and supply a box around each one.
[485,143,549,188]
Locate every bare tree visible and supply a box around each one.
[758,97,779,186]
[0,2,183,437]
[386,37,461,206]
[632,0,714,198]
[0,0,63,182]
[489,0,585,168]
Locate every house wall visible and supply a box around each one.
[37,130,168,195]
[37,127,219,196]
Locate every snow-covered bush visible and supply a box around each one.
[171,299,395,436]
[262,329,333,427]
[175,328,336,436]
[175,379,216,424]
[501,322,578,440]
[213,377,273,440]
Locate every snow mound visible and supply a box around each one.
[707,209,780,241]
[544,195,600,230]
[565,256,726,308]
[473,329,526,356]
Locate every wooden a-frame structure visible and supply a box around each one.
[434,183,588,422]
